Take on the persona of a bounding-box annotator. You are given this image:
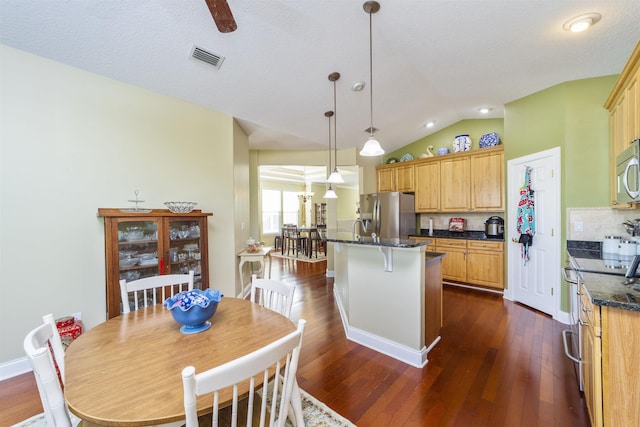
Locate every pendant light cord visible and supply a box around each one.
[369,9,374,136]
[333,79,338,170]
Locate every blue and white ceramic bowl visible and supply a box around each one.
[479,132,501,148]
[164,289,222,334]
[437,147,450,155]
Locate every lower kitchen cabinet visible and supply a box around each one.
[433,238,504,289]
[580,282,640,427]
[580,283,603,427]
[435,238,467,283]
[466,240,504,289]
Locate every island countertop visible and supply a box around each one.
[326,231,430,248]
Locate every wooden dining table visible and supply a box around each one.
[64,297,297,426]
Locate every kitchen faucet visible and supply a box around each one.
[352,219,366,240]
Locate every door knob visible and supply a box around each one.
[512,237,519,243]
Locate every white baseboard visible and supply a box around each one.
[0,357,31,381]
[333,288,431,368]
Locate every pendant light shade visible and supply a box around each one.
[327,72,344,184]
[360,1,385,157]
[361,135,385,156]
[323,187,338,199]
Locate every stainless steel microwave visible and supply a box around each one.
[617,141,640,203]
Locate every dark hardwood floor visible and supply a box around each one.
[1,257,589,427]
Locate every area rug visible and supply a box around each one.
[272,252,327,263]
[11,388,355,427]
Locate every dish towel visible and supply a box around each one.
[516,166,535,263]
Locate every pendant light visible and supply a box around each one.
[360,1,385,157]
[327,72,344,184]
[323,110,338,199]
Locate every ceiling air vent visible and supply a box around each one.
[190,45,225,69]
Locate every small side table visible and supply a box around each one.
[237,246,274,285]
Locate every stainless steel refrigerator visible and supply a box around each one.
[358,192,416,239]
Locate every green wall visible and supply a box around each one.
[385,118,505,162]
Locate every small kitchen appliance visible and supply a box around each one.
[485,216,504,238]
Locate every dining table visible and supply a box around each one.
[64,297,297,426]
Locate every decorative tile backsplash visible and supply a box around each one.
[567,208,638,241]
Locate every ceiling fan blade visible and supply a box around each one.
[204,0,237,33]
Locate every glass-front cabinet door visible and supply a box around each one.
[99,208,212,319]
[165,218,205,287]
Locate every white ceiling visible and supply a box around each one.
[1,1,639,154]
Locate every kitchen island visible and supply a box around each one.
[326,232,444,368]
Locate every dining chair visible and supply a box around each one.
[182,319,306,427]
[119,270,194,314]
[284,226,306,258]
[24,316,81,427]
[250,274,296,319]
[307,227,325,258]
[250,274,303,426]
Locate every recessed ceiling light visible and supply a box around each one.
[563,13,601,32]
[426,121,435,128]
[352,81,366,91]
[478,107,492,114]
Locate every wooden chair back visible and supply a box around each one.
[119,271,194,314]
[250,274,296,319]
[182,319,306,427]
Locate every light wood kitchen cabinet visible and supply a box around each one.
[411,236,436,252]
[98,208,212,319]
[601,304,640,427]
[605,40,640,209]
[376,163,415,192]
[435,238,467,283]
[433,238,504,289]
[581,283,603,427]
[440,157,470,211]
[466,240,504,289]
[415,161,440,212]
[470,150,504,211]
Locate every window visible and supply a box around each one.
[261,189,299,234]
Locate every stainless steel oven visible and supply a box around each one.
[561,260,582,391]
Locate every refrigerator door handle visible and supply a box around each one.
[374,200,381,235]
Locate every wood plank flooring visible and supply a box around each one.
[0,257,589,427]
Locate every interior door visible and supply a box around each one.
[506,147,560,317]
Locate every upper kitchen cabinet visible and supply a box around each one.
[470,149,504,211]
[376,163,415,193]
[415,161,440,212]
[605,40,640,209]
[440,156,470,211]
[440,146,504,212]
[98,208,212,319]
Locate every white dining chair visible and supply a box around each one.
[24,316,82,427]
[182,319,306,427]
[249,274,305,426]
[250,274,296,319]
[119,271,194,313]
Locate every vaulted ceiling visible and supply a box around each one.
[1,1,639,154]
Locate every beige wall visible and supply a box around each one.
[0,45,244,371]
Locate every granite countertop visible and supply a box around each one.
[326,231,429,248]
[578,271,640,312]
[568,240,640,312]
[411,229,504,241]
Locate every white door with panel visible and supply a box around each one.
[506,147,560,318]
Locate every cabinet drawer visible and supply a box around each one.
[467,240,504,251]
[435,238,467,249]
[580,284,600,332]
